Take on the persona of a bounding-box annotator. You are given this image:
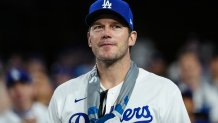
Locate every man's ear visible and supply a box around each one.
[87,32,91,47]
[128,31,137,46]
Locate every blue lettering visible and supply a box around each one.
[122,109,134,121]
[134,107,142,118]
[142,106,152,120]
[121,105,153,122]
[68,105,153,123]
[68,113,89,123]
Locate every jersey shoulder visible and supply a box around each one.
[138,68,180,92]
[52,71,91,98]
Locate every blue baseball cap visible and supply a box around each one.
[86,0,134,30]
[6,68,32,88]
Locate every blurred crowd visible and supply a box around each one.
[0,37,218,123]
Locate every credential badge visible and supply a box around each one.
[102,0,112,9]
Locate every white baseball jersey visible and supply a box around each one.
[0,102,48,123]
[47,68,191,123]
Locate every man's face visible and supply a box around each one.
[8,82,34,110]
[179,53,201,84]
[87,15,136,62]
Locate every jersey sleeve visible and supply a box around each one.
[47,90,62,123]
[162,83,191,123]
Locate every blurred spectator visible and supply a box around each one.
[131,38,155,68]
[6,53,25,70]
[182,90,195,123]
[177,50,218,123]
[26,56,47,74]
[26,57,53,106]
[209,49,218,93]
[147,51,167,77]
[0,68,48,123]
[0,61,11,114]
[167,61,180,82]
[50,48,80,86]
[72,50,95,77]
[0,76,11,114]
[50,47,94,87]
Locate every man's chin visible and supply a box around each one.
[98,57,117,63]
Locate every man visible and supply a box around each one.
[47,0,191,122]
[0,68,48,123]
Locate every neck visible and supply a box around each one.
[184,78,201,91]
[13,103,34,118]
[96,57,131,89]
[14,100,33,113]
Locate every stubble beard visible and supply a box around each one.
[96,47,129,66]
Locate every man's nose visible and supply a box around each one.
[102,27,111,38]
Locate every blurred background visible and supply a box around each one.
[0,0,218,123]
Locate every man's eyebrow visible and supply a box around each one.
[112,21,123,25]
[90,22,102,27]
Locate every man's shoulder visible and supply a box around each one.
[138,68,179,91]
[136,68,183,103]
[53,72,91,96]
[138,68,172,82]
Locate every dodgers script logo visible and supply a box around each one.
[102,0,112,8]
[68,105,153,123]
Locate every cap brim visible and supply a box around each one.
[85,9,128,27]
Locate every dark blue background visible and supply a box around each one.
[0,0,217,64]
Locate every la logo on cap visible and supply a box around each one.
[102,0,112,8]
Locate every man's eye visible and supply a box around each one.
[112,25,122,29]
[93,25,102,30]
